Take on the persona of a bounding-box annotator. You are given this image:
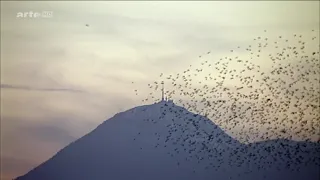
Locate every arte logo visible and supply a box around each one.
[16,11,53,18]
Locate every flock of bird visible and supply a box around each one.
[132,30,320,144]
[128,94,319,176]
[127,30,320,177]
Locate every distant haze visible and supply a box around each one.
[1,1,319,180]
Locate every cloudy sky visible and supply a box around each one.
[0,1,319,180]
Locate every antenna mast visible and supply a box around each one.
[161,81,164,101]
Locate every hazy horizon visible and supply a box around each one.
[1,1,319,180]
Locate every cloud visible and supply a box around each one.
[0,84,85,93]
[0,1,319,180]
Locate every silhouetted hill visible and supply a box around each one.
[15,101,320,180]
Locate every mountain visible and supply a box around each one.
[15,101,320,180]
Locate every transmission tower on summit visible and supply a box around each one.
[161,81,164,102]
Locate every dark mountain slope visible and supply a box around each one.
[15,101,320,180]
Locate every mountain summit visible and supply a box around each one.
[15,101,320,180]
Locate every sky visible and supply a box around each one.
[0,1,319,180]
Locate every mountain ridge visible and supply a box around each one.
[14,101,320,180]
